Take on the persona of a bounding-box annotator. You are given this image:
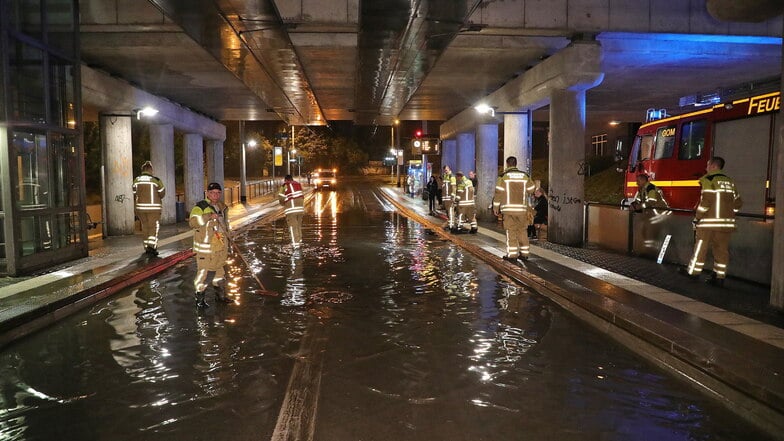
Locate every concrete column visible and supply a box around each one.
[441,139,457,171]
[183,134,204,212]
[101,114,134,236]
[504,112,532,173]
[476,123,499,221]
[456,132,475,176]
[771,34,784,308]
[206,139,225,187]
[150,124,175,225]
[548,89,586,246]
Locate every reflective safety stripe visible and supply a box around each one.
[687,239,704,275]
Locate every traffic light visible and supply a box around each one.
[415,129,423,138]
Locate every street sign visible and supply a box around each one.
[274,146,283,166]
[411,138,440,155]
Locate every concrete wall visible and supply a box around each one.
[586,205,773,285]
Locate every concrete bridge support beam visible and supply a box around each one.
[456,132,475,177]
[184,134,205,212]
[548,89,587,246]
[101,114,134,236]
[503,113,532,174]
[771,38,784,309]
[206,139,225,188]
[150,124,175,225]
[476,123,499,221]
[441,139,457,172]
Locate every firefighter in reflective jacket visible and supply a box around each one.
[685,157,742,286]
[493,156,536,261]
[190,182,232,307]
[278,174,305,248]
[631,173,670,250]
[132,161,165,255]
[441,165,456,229]
[631,173,668,215]
[452,171,477,233]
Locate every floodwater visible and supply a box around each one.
[0,179,773,440]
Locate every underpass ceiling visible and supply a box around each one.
[78,0,783,129]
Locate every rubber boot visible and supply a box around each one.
[214,285,232,304]
[195,291,209,308]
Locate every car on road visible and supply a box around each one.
[313,169,337,190]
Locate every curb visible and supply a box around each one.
[0,249,194,349]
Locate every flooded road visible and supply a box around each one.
[0,177,772,440]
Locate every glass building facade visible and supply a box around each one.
[0,0,86,275]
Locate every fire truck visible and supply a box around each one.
[623,89,780,217]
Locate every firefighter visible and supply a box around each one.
[631,173,668,214]
[132,161,165,255]
[278,174,305,248]
[190,182,233,307]
[631,173,670,250]
[493,156,536,261]
[683,157,742,287]
[452,171,477,234]
[441,165,456,230]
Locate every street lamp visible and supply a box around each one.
[474,103,496,117]
[291,148,301,177]
[135,106,159,119]
[392,119,402,187]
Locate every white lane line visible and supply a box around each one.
[269,317,327,440]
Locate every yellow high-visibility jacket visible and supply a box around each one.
[132,172,165,211]
[441,172,456,201]
[189,199,230,255]
[493,167,535,214]
[453,176,475,206]
[694,169,742,230]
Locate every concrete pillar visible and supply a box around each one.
[504,113,532,173]
[476,123,499,221]
[771,32,784,308]
[101,114,134,236]
[206,139,225,187]
[548,89,586,246]
[456,132,475,176]
[442,139,457,171]
[150,124,175,225]
[183,134,204,212]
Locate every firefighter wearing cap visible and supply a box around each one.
[279,174,305,248]
[452,171,477,233]
[441,165,456,230]
[493,156,536,261]
[132,161,165,255]
[189,182,232,307]
[685,157,742,287]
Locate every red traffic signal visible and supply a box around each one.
[415,129,423,138]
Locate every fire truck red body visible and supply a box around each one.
[624,90,780,216]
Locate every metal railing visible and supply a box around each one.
[222,179,281,206]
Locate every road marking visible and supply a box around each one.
[270,319,326,441]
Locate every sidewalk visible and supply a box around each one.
[381,186,784,438]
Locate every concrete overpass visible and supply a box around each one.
[74,0,784,305]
